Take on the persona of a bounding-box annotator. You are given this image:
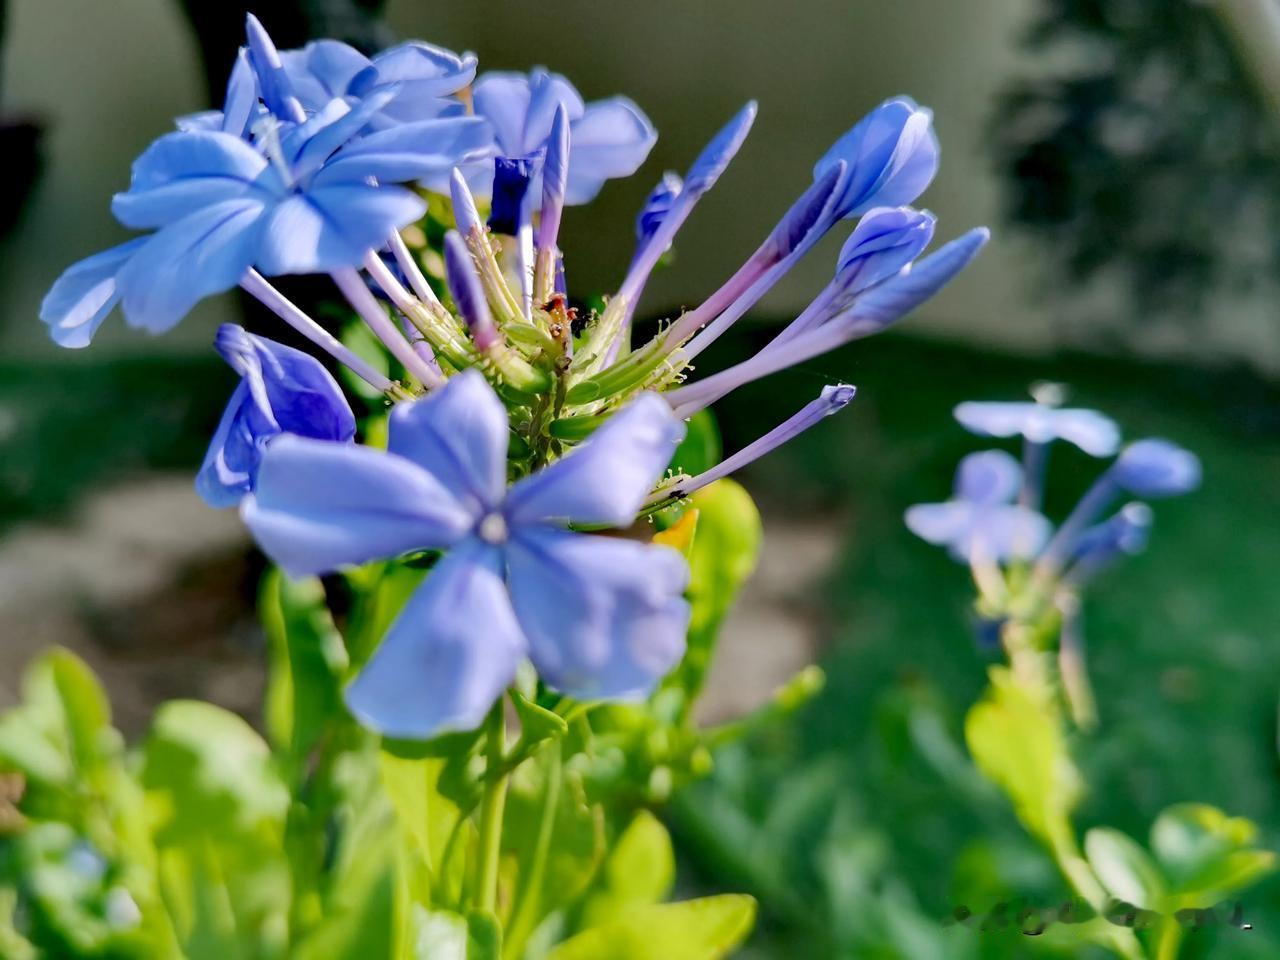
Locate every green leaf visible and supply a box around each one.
[410,908,501,960]
[546,895,756,960]
[665,479,762,706]
[259,570,349,769]
[1084,827,1167,908]
[0,648,117,789]
[964,667,1081,846]
[1150,803,1278,898]
[378,749,472,898]
[578,810,675,929]
[293,824,397,960]
[141,701,289,848]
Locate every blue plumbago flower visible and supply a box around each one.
[242,371,689,738]
[905,450,1052,563]
[634,171,684,262]
[44,81,489,345]
[814,96,939,220]
[467,68,656,208]
[953,401,1121,457]
[197,324,356,508]
[1064,502,1153,584]
[953,397,1121,510]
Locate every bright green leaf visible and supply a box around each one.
[547,894,756,960]
[1084,827,1166,908]
[578,810,675,929]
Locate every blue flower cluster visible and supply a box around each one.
[43,15,988,738]
[905,393,1201,722]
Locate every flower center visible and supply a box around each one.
[477,511,509,545]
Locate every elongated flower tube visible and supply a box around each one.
[444,231,500,352]
[632,172,683,264]
[197,324,356,507]
[534,105,571,303]
[244,13,307,124]
[652,384,856,503]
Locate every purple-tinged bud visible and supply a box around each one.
[1112,439,1201,497]
[815,96,939,220]
[685,100,757,196]
[766,161,846,262]
[444,231,499,351]
[835,226,988,336]
[635,172,683,255]
[450,167,484,236]
[954,450,1022,506]
[834,206,936,297]
[537,104,571,252]
[244,14,306,124]
[1070,502,1153,566]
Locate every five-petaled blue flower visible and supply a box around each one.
[197,324,356,508]
[954,401,1121,457]
[241,371,690,738]
[905,450,1052,562]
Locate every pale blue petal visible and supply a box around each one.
[345,542,526,738]
[116,199,265,334]
[685,101,756,196]
[196,382,262,508]
[953,401,1120,457]
[287,88,400,181]
[564,97,657,205]
[523,68,586,155]
[314,116,493,185]
[905,501,973,546]
[242,435,473,577]
[281,39,370,109]
[507,393,686,528]
[386,371,509,513]
[255,184,425,275]
[954,450,1022,505]
[953,505,1052,562]
[507,530,688,700]
[472,72,535,157]
[39,238,147,348]
[111,131,268,229]
[356,41,477,102]
[1113,439,1202,497]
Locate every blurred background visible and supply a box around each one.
[2,0,1279,957]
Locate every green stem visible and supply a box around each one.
[1045,818,1145,960]
[1155,918,1182,960]
[475,703,510,915]
[502,744,563,959]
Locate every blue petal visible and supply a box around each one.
[255,184,425,275]
[815,97,939,219]
[507,393,686,528]
[954,450,1022,505]
[835,206,935,295]
[197,325,357,508]
[281,39,371,109]
[116,198,265,334]
[1071,502,1153,564]
[354,41,478,120]
[39,238,147,348]
[221,48,259,136]
[953,402,1121,457]
[564,97,657,205]
[286,89,400,181]
[111,131,269,229]
[1112,439,1202,498]
[345,542,527,738]
[684,101,757,196]
[242,435,474,578]
[507,530,688,700]
[315,115,493,185]
[904,501,973,546]
[386,371,508,513]
[838,227,989,335]
[472,72,537,157]
[523,69,587,155]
